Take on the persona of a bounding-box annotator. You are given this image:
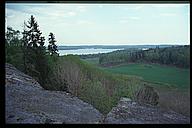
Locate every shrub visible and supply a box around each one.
[46,55,144,114]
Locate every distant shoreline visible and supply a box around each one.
[57,44,185,50]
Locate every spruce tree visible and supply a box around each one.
[48,32,58,56]
[36,36,49,86]
[22,15,49,86]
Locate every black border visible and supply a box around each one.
[2,0,191,127]
[4,0,191,3]
[1,1,5,128]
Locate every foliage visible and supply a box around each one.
[48,32,59,56]
[5,17,61,88]
[6,27,22,46]
[47,55,143,114]
[22,15,50,86]
[5,27,24,71]
[99,46,190,68]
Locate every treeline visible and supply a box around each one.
[6,15,59,86]
[98,48,142,65]
[99,46,190,68]
[58,45,174,50]
[78,45,174,59]
[79,48,139,59]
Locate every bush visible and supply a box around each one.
[79,80,112,114]
[6,45,24,72]
[46,55,144,114]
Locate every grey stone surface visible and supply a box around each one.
[105,97,190,124]
[5,63,103,124]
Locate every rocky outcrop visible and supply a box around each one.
[5,63,103,124]
[105,97,190,124]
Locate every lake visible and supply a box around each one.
[58,48,123,56]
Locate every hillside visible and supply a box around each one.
[5,63,190,124]
[44,55,144,114]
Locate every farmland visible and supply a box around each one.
[102,63,190,89]
[83,57,190,90]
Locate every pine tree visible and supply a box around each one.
[22,15,49,86]
[48,32,58,56]
[25,15,43,48]
[36,36,49,86]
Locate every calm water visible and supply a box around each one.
[58,48,123,56]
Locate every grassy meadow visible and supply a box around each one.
[82,57,100,65]
[102,63,190,89]
[83,58,190,89]
[83,57,190,116]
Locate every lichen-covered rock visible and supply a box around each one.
[135,85,159,106]
[5,63,103,124]
[105,97,190,124]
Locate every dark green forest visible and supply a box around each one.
[99,46,190,68]
[6,15,58,86]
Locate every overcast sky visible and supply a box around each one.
[5,3,190,46]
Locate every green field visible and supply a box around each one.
[102,63,190,89]
[82,57,100,65]
[82,58,190,116]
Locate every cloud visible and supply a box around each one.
[5,8,31,29]
[68,11,77,16]
[5,4,90,29]
[120,4,145,11]
[98,5,103,8]
[119,17,140,23]
[5,3,189,45]
[152,4,187,8]
[119,20,128,23]
[160,13,177,16]
[121,4,186,11]
[119,16,140,23]
[76,20,94,25]
[129,16,140,20]
[7,4,87,19]
[131,5,144,10]
[76,5,87,12]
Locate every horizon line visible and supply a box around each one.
[57,44,189,46]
